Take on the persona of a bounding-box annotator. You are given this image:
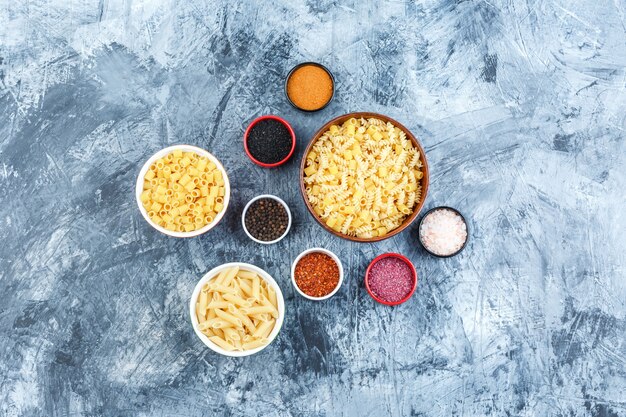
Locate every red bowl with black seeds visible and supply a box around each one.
[244,115,296,168]
[365,253,417,306]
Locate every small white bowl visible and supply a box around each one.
[189,262,285,357]
[291,248,344,301]
[135,144,230,238]
[241,194,292,244]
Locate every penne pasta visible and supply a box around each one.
[241,305,275,315]
[237,270,257,280]
[252,320,276,339]
[223,293,252,308]
[207,301,230,310]
[251,313,270,322]
[259,294,279,319]
[198,291,209,314]
[210,319,234,329]
[209,336,236,351]
[201,327,215,337]
[223,327,240,341]
[196,303,207,323]
[221,266,239,287]
[252,319,275,339]
[200,318,234,330]
[195,266,280,352]
[209,283,237,294]
[260,320,274,339]
[266,286,277,309]
[252,276,260,301]
[242,339,268,350]
[214,309,242,328]
[213,269,229,285]
[229,304,257,333]
[237,278,254,297]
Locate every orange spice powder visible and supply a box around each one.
[286,64,334,111]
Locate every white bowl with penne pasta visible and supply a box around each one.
[135,144,230,238]
[189,262,285,357]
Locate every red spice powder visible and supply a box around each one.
[367,257,414,303]
[295,252,339,297]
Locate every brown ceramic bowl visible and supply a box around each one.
[299,112,429,242]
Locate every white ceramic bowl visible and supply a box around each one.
[241,194,292,244]
[135,145,230,238]
[291,248,344,301]
[189,262,285,357]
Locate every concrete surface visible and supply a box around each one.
[1,0,625,416]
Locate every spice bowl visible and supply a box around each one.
[418,206,469,258]
[243,115,296,168]
[365,253,417,306]
[242,194,292,244]
[285,62,335,112]
[291,248,344,301]
[135,144,230,238]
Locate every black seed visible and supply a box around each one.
[246,119,293,164]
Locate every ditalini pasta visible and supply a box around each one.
[195,266,279,352]
[303,117,423,238]
[140,150,226,232]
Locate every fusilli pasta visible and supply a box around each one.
[303,117,424,238]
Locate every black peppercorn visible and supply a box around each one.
[244,198,289,242]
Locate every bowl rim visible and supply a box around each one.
[364,252,418,306]
[189,262,285,357]
[241,194,292,244]
[290,247,344,301]
[243,115,296,168]
[418,206,469,258]
[299,112,430,242]
[284,62,336,112]
[135,144,230,238]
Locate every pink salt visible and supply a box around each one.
[367,257,414,303]
[419,208,467,256]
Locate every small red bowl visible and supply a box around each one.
[243,115,296,168]
[365,253,418,306]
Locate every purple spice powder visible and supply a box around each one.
[367,257,414,303]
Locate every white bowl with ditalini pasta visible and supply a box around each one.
[135,144,230,238]
[189,262,285,357]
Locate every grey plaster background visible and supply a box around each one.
[1,0,625,416]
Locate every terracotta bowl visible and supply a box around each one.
[299,112,429,242]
